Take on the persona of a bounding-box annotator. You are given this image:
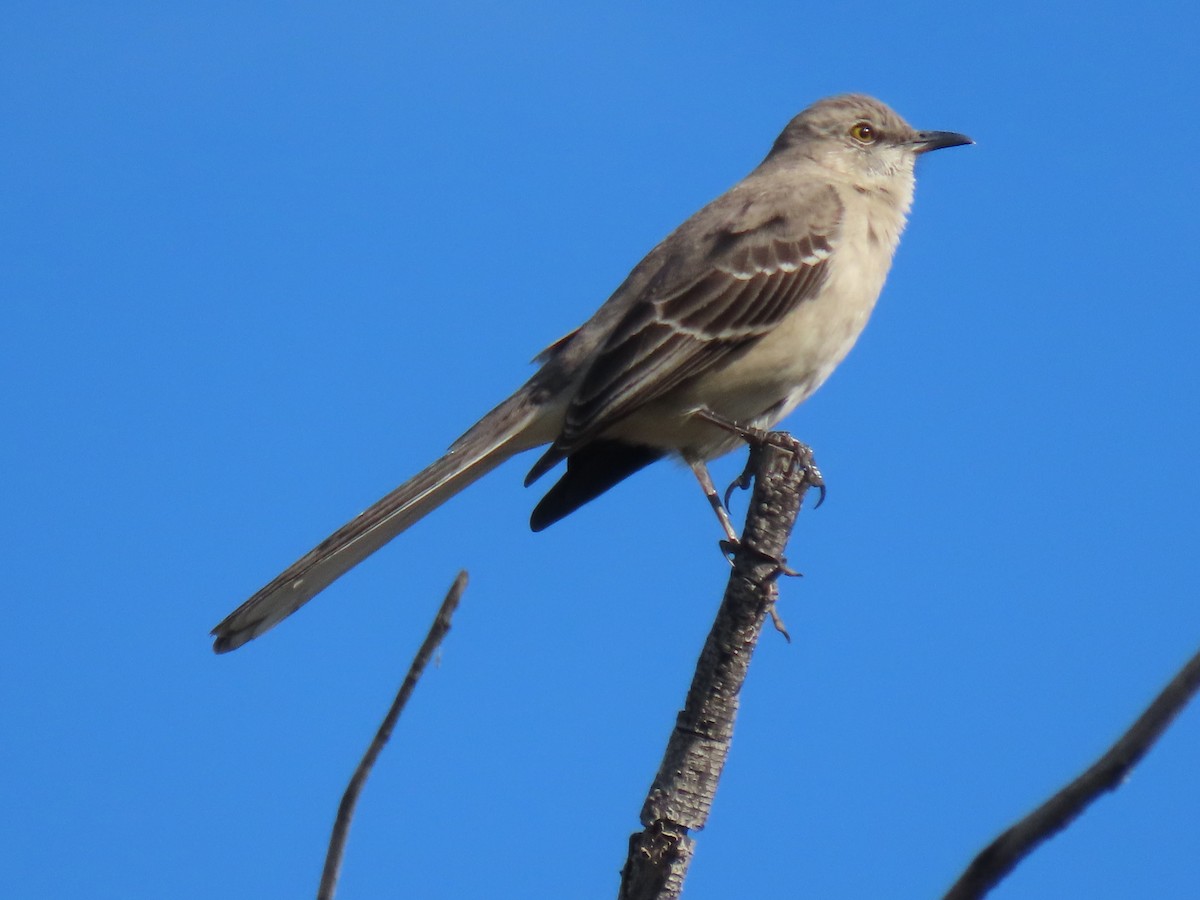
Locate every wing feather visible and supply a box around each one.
[560,217,839,447]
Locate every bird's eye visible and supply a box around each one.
[850,122,877,144]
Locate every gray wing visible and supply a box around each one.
[559,183,844,452]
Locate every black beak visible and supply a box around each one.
[912,130,973,154]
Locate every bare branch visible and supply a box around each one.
[619,435,822,900]
[943,642,1200,900]
[317,571,469,900]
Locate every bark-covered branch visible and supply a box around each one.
[318,571,468,900]
[944,642,1200,899]
[619,435,822,900]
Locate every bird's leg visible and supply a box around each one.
[688,414,795,571]
[692,407,766,444]
[689,458,741,549]
[691,408,772,507]
[689,408,825,581]
[692,459,797,635]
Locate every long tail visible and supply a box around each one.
[211,394,543,653]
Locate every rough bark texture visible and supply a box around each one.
[620,435,820,900]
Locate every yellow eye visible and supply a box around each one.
[850,122,877,144]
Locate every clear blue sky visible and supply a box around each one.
[5,2,1199,897]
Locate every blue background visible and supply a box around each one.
[5,2,1199,897]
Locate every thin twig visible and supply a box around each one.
[619,434,821,900]
[944,642,1200,899]
[317,570,469,900]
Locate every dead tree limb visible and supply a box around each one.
[943,642,1200,900]
[317,570,468,900]
[619,434,822,900]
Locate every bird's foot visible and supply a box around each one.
[692,409,827,510]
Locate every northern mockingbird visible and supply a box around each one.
[212,94,971,652]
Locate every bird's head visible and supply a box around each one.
[770,94,972,190]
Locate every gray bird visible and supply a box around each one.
[213,93,971,652]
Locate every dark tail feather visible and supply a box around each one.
[529,440,663,532]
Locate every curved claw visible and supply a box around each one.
[723,470,753,510]
[813,481,827,509]
[798,456,826,509]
